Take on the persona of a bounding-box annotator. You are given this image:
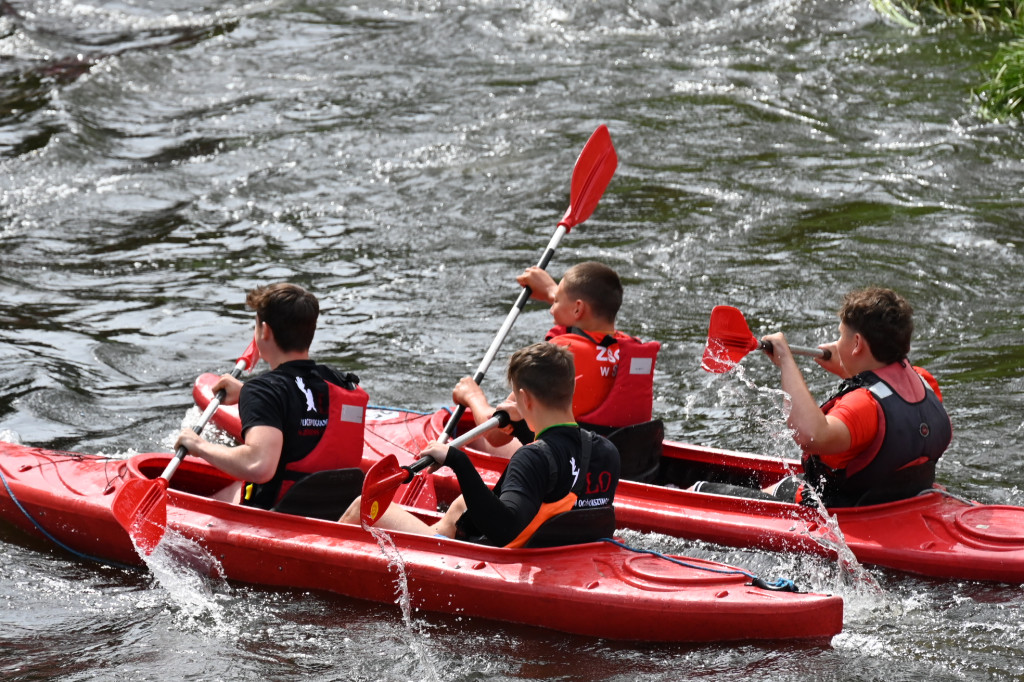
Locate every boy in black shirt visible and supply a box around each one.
[341,342,620,546]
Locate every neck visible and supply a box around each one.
[526,406,577,435]
[572,317,615,335]
[266,349,310,370]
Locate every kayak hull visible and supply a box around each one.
[0,443,842,643]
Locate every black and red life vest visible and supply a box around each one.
[505,428,618,548]
[246,380,368,508]
[803,362,952,507]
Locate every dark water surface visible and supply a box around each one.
[2,0,1023,680]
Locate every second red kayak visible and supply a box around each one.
[194,373,1024,583]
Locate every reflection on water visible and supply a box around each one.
[2,0,1024,679]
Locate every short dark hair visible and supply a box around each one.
[246,283,319,353]
[839,287,913,364]
[561,261,623,322]
[506,342,575,410]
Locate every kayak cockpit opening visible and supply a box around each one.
[126,453,237,498]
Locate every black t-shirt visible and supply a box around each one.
[238,359,358,507]
[447,425,620,546]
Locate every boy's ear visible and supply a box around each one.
[571,298,588,321]
[259,320,275,343]
[516,386,535,412]
[852,332,870,358]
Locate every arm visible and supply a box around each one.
[762,332,852,455]
[211,373,244,406]
[424,444,537,546]
[452,377,515,447]
[516,266,558,304]
[175,424,282,483]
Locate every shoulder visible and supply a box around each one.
[828,387,877,423]
[913,366,943,401]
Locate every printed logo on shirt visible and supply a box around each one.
[294,377,316,412]
[570,455,580,488]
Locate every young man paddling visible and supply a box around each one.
[340,342,621,547]
[175,283,367,508]
[731,287,952,507]
[453,262,659,450]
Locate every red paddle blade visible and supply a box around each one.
[238,336,260,371]
[111,477,169,554]
[559,125,618,231]
[701,306,760,373]
[360,455,409,527]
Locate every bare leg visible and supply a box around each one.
[212,480,243,503]
[339,495,458,538]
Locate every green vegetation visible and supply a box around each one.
[871,0,1024,120]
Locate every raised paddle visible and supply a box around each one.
[701,305,831,373]
[440,125,618,442]
[112,338,261,554]
[361,411,511,527]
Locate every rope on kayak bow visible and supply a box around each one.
[600,537,799,593]
[0,467,137,571]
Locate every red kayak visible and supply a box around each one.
[0,440,842,643]
[193,374,1024,584]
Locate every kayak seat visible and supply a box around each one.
[582,419,664,484]
[271,468,364,521]
[522,506,617,549]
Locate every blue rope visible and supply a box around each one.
[0,466,137,571]
[600,537,798,592]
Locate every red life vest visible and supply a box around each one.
[259,381,368,506]
[546,326,660,429]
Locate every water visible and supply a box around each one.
[2,0,1024,679]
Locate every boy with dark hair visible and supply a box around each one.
[762,287,951,506]
[341,342,620,547]
[453,261,659,449]
[176,283,367,508]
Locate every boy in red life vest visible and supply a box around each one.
[760,287,951,507]
[453,261,659,452]
[175,283,367,509]
[340,343,620,547]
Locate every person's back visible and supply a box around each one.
[239,359,367,507]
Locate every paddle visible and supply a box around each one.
[112,338,261,554]
[701,305,831,373]
[440,124,618,442]
[361,410,511,527]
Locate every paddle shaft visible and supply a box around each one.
[760,339,831,362]
[159,355,250,481]
[441,228,566,441]
[416,412,509,477]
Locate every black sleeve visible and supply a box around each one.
[509,419,535,444]
[445,447,539,546]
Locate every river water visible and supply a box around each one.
[1,0,1023,679]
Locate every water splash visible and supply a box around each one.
[130,527,235,635]
[367,524,440,682]
[706,362,887,605]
